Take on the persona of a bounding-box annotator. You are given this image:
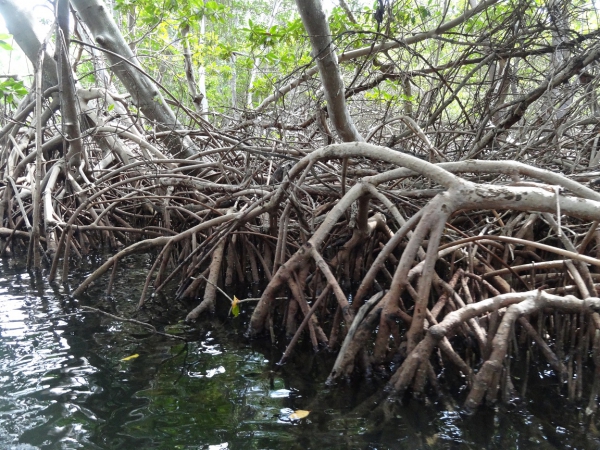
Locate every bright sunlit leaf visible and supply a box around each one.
[0,33,12,51]
[231,295,240,317]
[289,410,310,420]
[120,353,139,361]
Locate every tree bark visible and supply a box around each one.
[56,0,83,171]
[181,24,204,114]
[257,0,500,113]
[0,0,57,89]
[294,0,363,142]
[70,0,198,158]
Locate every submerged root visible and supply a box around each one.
[4,133,600,412]
[2,0,600,418]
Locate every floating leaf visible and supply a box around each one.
[231,295,240,317]
[120,353,139,361]
[289,410,310,420]
[425,434,439,446]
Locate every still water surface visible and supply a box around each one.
[0,255,598,449]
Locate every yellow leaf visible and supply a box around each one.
[120,354,139,361]
[231,295,240,317]
[289,410,310,420]
[425,434,439,446]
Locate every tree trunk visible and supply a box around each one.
[294,0,363,142]
[198,15,209,118]
[56,0,83,171]
[246,0,282,108]
[181,24,204,114]
[70,0,198,158]
[0,0,57,89]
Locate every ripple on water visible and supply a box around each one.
[0,257,598,449]
[0,265,99,447]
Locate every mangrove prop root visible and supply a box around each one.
[185,233,228,321]
[3,95,600,412]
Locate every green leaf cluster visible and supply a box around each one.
[243,17,303,49]
[0,33,13,51]
[0,78,27,104]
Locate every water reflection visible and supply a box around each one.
[0,257,335,449]
[0,256,599,449]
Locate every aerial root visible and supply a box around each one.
[2,141,600,410]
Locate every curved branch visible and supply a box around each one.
[255,0,500,112]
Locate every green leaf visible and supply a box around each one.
[0,78,28,103]
[416,6,430,20]
[231,295,240,317]
[0,40,13,51]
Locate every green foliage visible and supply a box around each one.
[115,0,229,29]
[365,78,404,104]
[0,78,28,104]
[0,33,13,51]
[76,59,97,86]
[243,17,303,49]
[0,33,27,105]
[65,0,599,125]
[328,6,360,35]
[0,78,29,104]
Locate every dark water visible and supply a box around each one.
[1,255,599,449]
